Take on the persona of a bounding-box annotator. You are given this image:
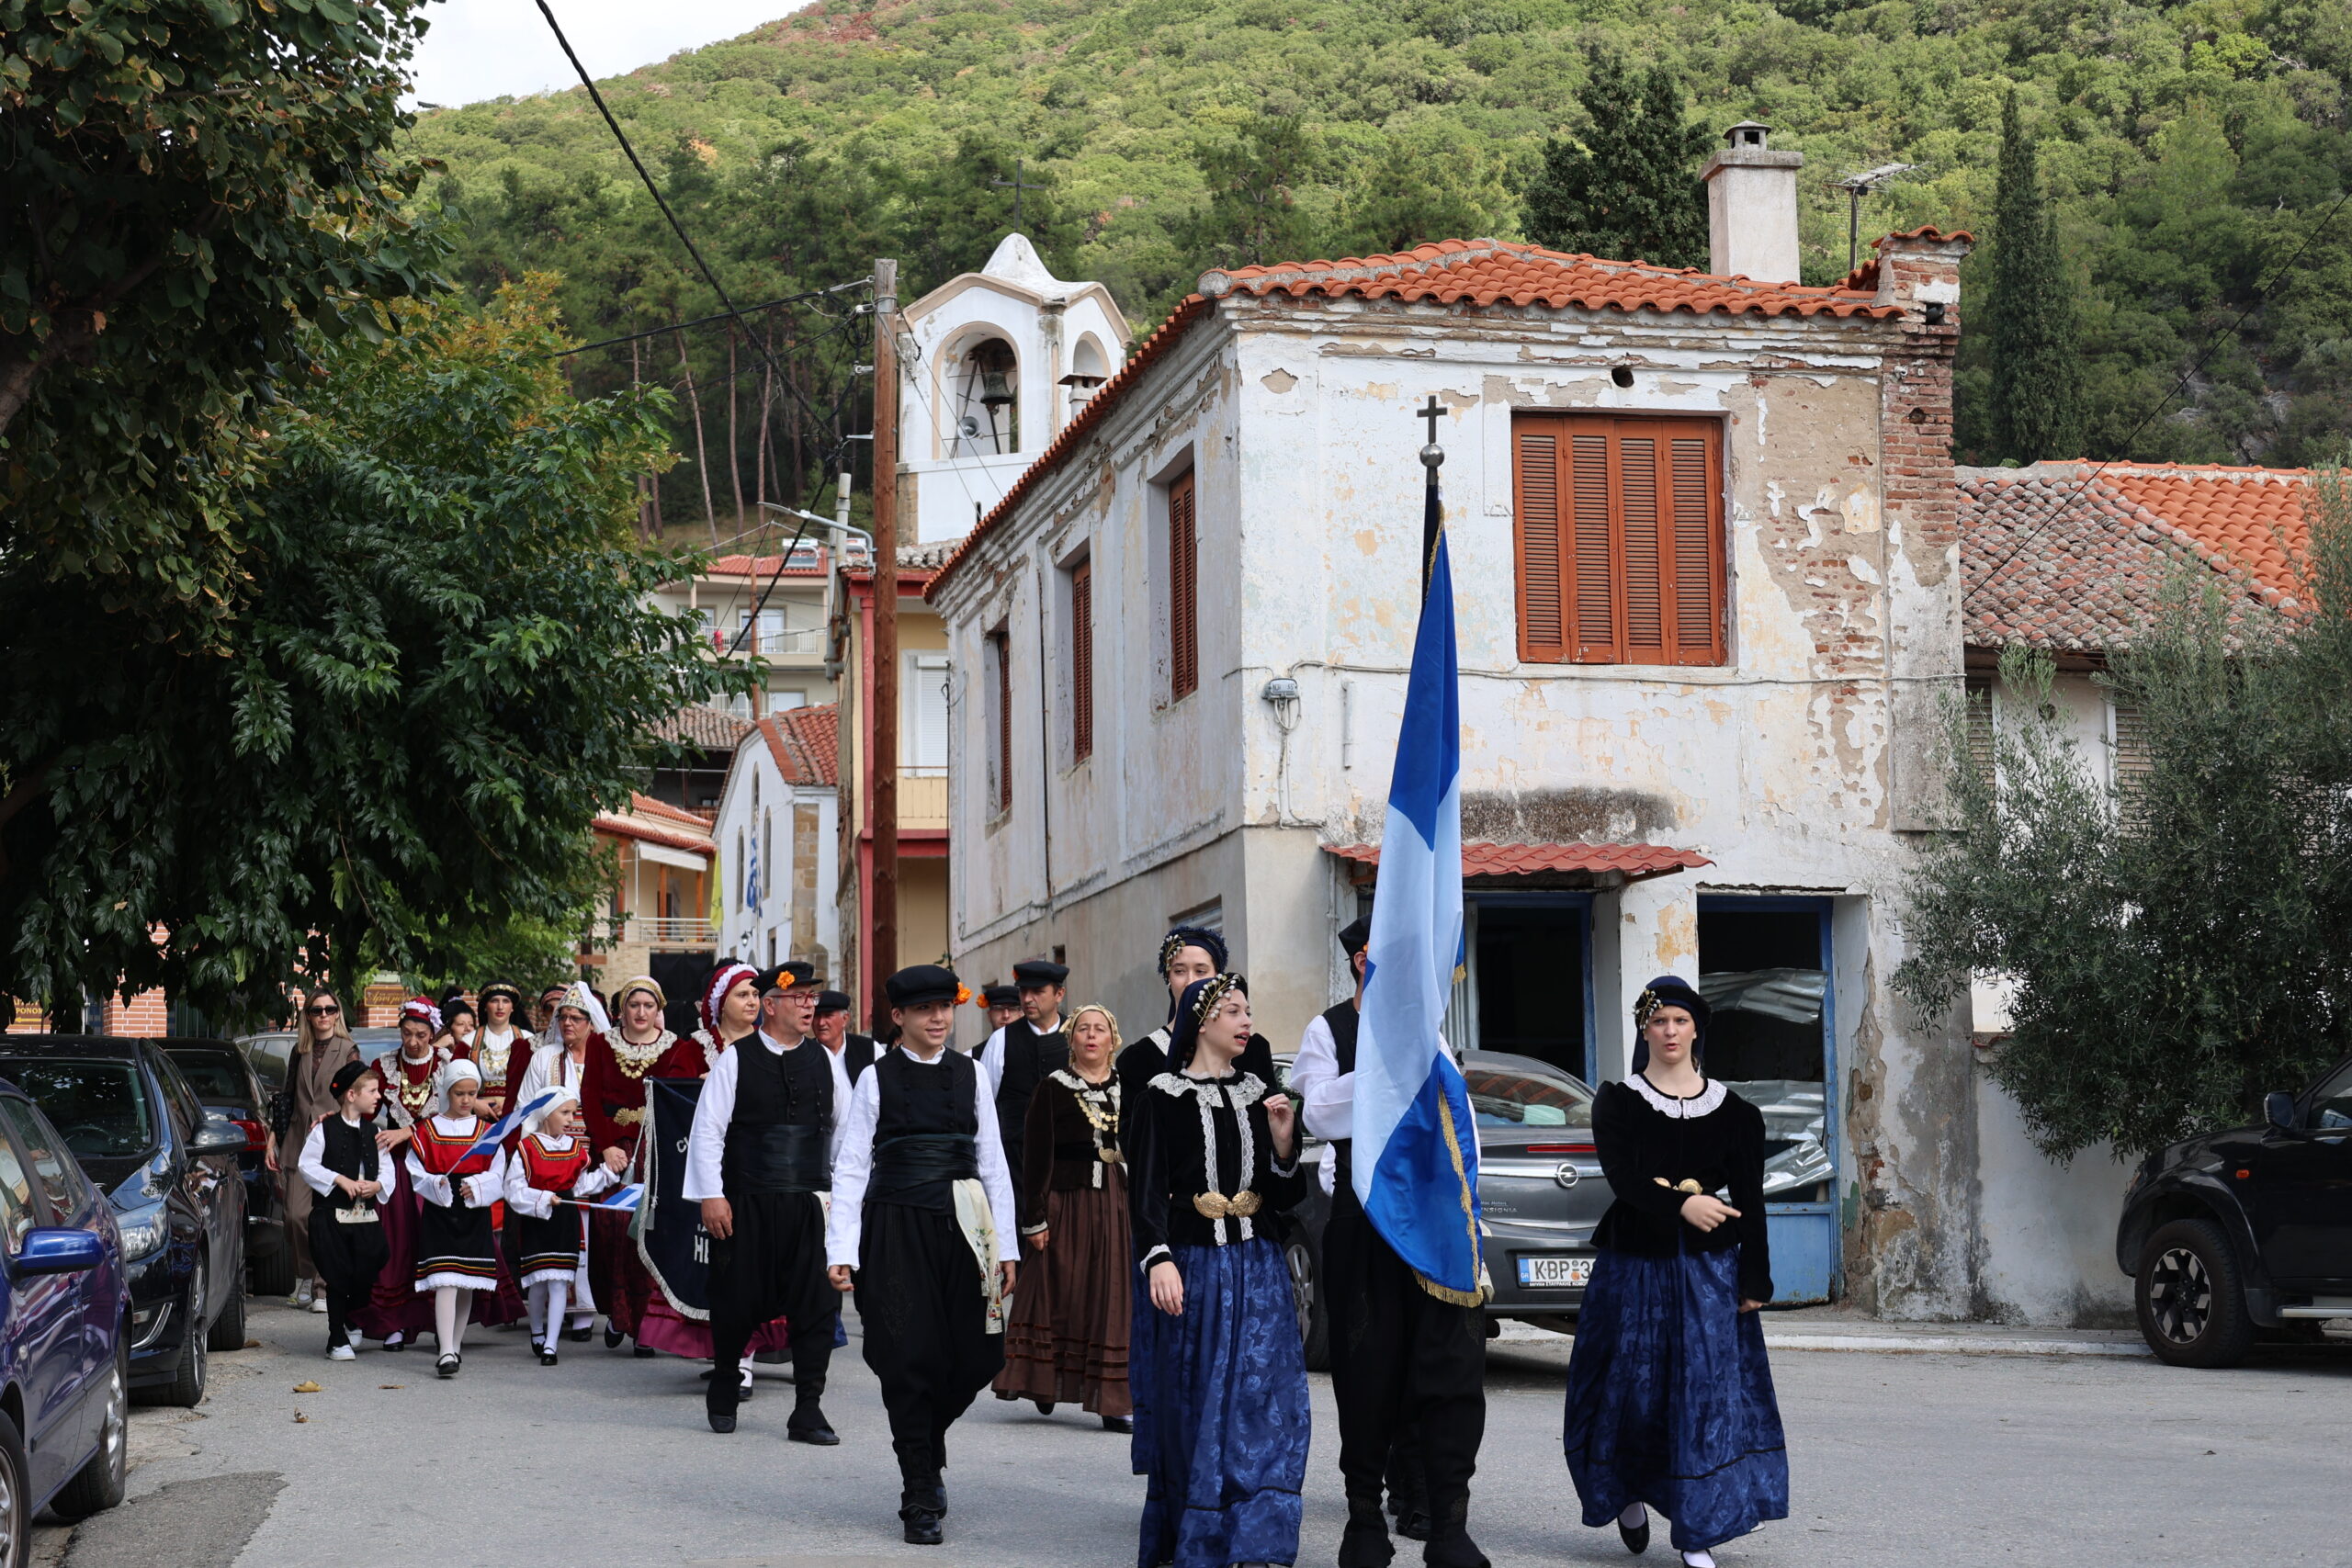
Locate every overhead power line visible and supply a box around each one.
[557,284,861,358]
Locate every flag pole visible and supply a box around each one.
[1415,395,1444,601]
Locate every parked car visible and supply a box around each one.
[2117,1052,2352,1367]
[0,1076,132,1551]
[0,1038,249,1407]
[1272,1050,1613,1369]
[236,1026,401,1103]
[161,1042,291,1299]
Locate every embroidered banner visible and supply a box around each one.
[638,1077,713,1319]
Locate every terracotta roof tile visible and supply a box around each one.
[753,703,840,788]
[1325,840,1713,880]
[1958,464,2289,652]
[706,554,828,579]
[650,705,755,751]
[594,801,718,856]
[2097,464,2312,603]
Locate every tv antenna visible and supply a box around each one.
[1836,163,1919,275]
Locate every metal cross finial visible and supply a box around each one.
[1417,394,1445,473]
[990,157,1047,231]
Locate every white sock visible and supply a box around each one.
[740,1364,755,1392]
[1619,1503,1647,1529]
[526,1282,550,1341]
[383,1331,402,1349]
[547,1281,571,1334]
[1680,1552,1715,1568]
[434,1288,466,1355]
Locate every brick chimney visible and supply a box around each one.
[1873,227,1974,558]
[1702,121,1804,283]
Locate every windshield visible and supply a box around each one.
[1464,1063,1594,1132]
[2312,1059,2352,1132]
[0,1059,155,1160]
[166,1053,249,1104]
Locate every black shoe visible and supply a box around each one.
[381,1338,404,1353]
[563,1325,593,1343]
[707,1409,737,1434]
[633,1346,657,1359]
[787,1403,840,1445]
[539,1348,559,1367]
[900,1507,943,1546]
[1423,1495,1489,1568]
[1033,1399,1057,1416]
[1394,1504,1433,1543]
[1618,1507,1650,1556]
[1101,1415,1133,1433]
[436,1353,461,1379]
[1340,1499,1396,1568]
[603,1325,623,1348]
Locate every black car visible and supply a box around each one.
[162,1042,291,1299]
[2117,1051,2352,1367]
[0,1039,249,1405]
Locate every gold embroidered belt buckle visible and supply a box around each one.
[613,1107,644,1127]
[1654,1178,1704,1195]
[1192,1190,1261,1220]
[334,1207,380,1224]
[1098,1149,1124,1164]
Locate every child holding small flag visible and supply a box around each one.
[503,1087,628,1365]
[405,1059,510,1378]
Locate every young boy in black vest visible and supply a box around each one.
[295,1062,394,1363]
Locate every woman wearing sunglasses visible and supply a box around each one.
[278,991,363,1310]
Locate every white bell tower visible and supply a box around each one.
[896,234,1128,547]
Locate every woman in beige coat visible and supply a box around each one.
[277,991,362,1308]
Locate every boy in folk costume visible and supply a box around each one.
[503,1087,628,1364]
[405,1059,506,1379]
[296,1063,395,1362]
[826,965,1019,1546]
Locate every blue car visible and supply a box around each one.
[0,1078,130,1555]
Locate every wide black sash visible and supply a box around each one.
[722,1123,831,1195]
[869,1133,978,1212]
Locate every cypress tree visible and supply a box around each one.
[1521,49,1713,269]
[1984,92,2086,461]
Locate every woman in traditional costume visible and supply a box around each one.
[582,976,706,1351]
[504,1087,628,1364]
[1129,974,1309,1568]
[475,982,535,1118]
[405,1059,507,1377]
[277,990,362,1310]
[995,1001,1132,1430]
[1563,976,1786,1568]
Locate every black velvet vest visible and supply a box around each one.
[318,1116,381,1214]
[871,1048,979,1212]
[1322,1000,1361,1192]
[723,1037,834,1194]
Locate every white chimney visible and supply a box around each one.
[1702,121,1804,283]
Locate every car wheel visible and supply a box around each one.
[1285,1235,1330,1373]
[2136,1217,2256,1369]
[207,1247,248,1353]
[161,1259,210,1407]
[0,1406,27,1568]
[51,1347,128,1520]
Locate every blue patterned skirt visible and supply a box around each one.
[1562,1245,1789,1552]
[1131,1237,1310,1567]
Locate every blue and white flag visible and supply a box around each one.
[563,1182,645,1213]
[457,1086,565,1166]
[745,833,764,917]
[1351,488,1484,1304]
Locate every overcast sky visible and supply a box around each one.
[407,0,799,107]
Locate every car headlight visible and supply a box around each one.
[117,1202,169,1262]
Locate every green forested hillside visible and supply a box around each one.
[411,0,2351,524]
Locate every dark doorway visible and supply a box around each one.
[1472,897,1589,1080]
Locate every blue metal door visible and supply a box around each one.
[1697,897,1838,1304]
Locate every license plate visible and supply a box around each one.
[1517,1254,1591,1290]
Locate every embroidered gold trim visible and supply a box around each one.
[1655,1177,1705,1195]
[1191,1190,1263,1220]
[606,1028,675,1078]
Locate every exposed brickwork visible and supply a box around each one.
[1874,232,1973,570]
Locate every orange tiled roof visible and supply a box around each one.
[2097,464,2312,604]
[594,799,717,856]
[752,704,840,788]
[650,705,755,751]
[1325,840,1713,881]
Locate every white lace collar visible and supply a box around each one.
[1049,1067,1118,1096]
[1627,1074,1725,1119]
[1151,1070,1266,1107]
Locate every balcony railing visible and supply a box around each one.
[600,915,718,949]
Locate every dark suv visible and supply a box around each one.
[0,1039,248,1405]
[162,1042,289,1298]
[2117,1052,2352,1366]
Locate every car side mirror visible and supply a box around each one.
[190,1116,245,1156]
[13,1227,105,1276]
[2264,1091,2300,1133]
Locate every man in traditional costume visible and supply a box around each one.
[685,961,844,1442]
[826,964,1018,1545]
[1293,916,1489,1568]
[975,958,1069,1189]
[813,990,878,1085]
[978,984,1023,1037]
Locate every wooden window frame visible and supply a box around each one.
[1511,413,1727,667]
[1069,557,1095,764]
[1168,468,1199,702]
[988,625,1012,816]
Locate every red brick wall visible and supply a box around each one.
[1873,233,1973,563]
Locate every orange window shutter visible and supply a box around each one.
[1569,431,1617,660]
[1618,434,1664,656]
[1071,561,1094,762]
[1668,434,1722,662]
[1513,429,1564,660]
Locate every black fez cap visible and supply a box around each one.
[1012,958,1069,987]
[329,1061,374,1100]
[980,983,1021,1009]
[756,960,818,996]
[1337,915,1373,958]
[813,989,852,1015]
[886,964,962,1009]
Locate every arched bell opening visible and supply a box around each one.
[951,335,1021,457]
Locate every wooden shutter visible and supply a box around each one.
[1512,414,1725,667]
[1964,674,1996,792]
[1169,469,1199,701]
[991,629,1012,813]
[1070,559,1094,763]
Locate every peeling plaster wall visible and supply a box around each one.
[932,269,2123,1322]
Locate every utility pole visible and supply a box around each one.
[868,258,900,1034]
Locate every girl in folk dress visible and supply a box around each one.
[1129,974,1310,1568]
[1563,976,1787,1568]
[406,1059,507,1378]
[504,1088,628,1365]
[994,1002,1133,1429]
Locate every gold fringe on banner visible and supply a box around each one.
[1413,1087,1489,1308]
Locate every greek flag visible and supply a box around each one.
[564,1183,645,1213]
[1351,488,1484,1303]
[745,833,764,917]
[457,1086,565,1166]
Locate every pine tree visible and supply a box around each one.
[1984,93,2086,461]
[1521,50,1713,269]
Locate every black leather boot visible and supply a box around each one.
[787,1371,839,1445]
[1421,1495,1488,1568]
[1339,1491,1396,1568]
[706,1363,741,1434]
[896,1438,944,1544]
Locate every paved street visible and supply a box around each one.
[50,1299,2352,1568]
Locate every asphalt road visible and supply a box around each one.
[51,1297,2352,1568]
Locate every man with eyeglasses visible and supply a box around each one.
[277,991,363,1310]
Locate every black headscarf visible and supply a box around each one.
[1167,973,1248,1074]
[1158,926,1229,1024]
[1630,974,1710,1077]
